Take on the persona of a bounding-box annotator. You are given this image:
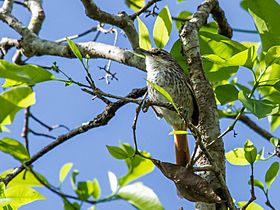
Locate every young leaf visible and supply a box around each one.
[108,171,118,193]
[76,181,94,201]
[153,6,172,48]
[0,138,30,162]
[0,87,35,127]
[237,201,264,210]
[250,179,265,191]
[59,162,73,183]
[118,182,164,210]
[118,148,154,187]
[0,60,56,87]
[270,137,279,148]
[265,162,279,189]
[225,148,250,165]
[106,145,130,159]
[244,140,257,164]
[215,84,239,105]
[71,170,79,190]
[137,17,151,50]
[92,179,101,200]
[66,38,83,62]
[146,80,179,113]
[125,0,144,12]
[169,130,188,135]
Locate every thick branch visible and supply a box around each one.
[180,0,234,209]
[0,87,147,186]
[80,0,139,50]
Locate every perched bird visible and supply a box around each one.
[151,159,224,203]
[142,48,198,167]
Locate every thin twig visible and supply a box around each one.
[29,129,56,140]
[129,0,161,20]
[241,164,256,210]
[21,107,31,154]
[30,113,70,131]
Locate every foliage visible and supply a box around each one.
[0,0,280,209]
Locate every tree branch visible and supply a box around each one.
[0,87,147,186]
[180,0,235,209]
[80,0,139,50]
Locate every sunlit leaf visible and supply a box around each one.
[125,0,144,12]
[247,0,280,51]
[66,38,83,62]
[118,143,154,187]
[138,17,151,50]
[75,181,94,201]
[225,148,250,165]
[237,201,264,210]
[118,182,164,210]
[265,162,279,189]
[92,179,101,200]
[153,6,172,48]
[59,162,73,183]
[169,130,188,135]
[108,171,118,193]
[0,138,30,162]
[250,179,265,191]
[270,137,279,148]
[0,87,35,127]
[0,186,45,209]
[0,60,56,87]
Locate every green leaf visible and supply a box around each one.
[106,145,130,159]
[251,179,265,191]
[169,130,188,135]
[0,186,45,209]
[175,11,192,30]
[75,181,94,201]
[108,171,118,193]
[66,38,83,62]
[63,199,80,210]
[244,140,257,164]
[0,87,35,127]
[92,179,101,200]
[215,84,239,105]
[0,170,47,187]
[225,148,250,165]
[118,182,164,210]
[0,138,30,162]
[0,60,56,87]
[125,0,144,12]
[153,6,172,48]
[138,17,151,50]
[118,147,154,187]
[273,80,280,92]
[203,46,257,70]
[170,39,189,73]
[238,91,279,119]
[269,114,280,131]
[247,0,280,51]
[270,137,279,148]
[59,162,73,183]
[237,201,264,210]
[199,31,245,81]
[265,162,279,189]
[147,80,180,113]
[264,46,280,67]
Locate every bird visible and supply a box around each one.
[142,48,198,167]
[151,158,224,203]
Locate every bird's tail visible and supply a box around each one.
[174,133,190,167]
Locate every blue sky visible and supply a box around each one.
[0,0,280,209]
